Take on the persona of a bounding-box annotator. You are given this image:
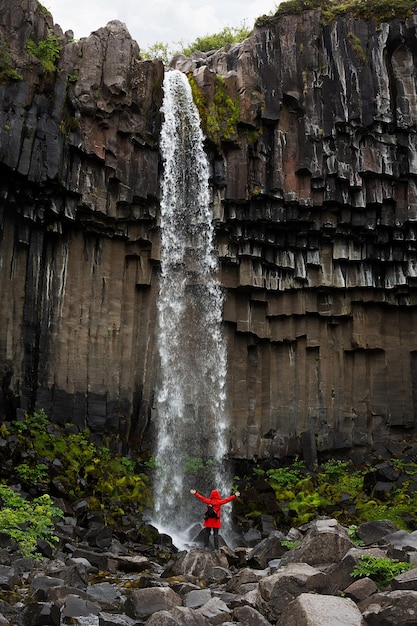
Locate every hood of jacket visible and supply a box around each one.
[210,490,221,500]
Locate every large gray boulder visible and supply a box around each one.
[124,587,182,620]
[257,563,327,621]
[279,592,366,626]
[363,589,417,626]
[281,518,355,567]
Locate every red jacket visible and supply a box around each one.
[193,489,236,528]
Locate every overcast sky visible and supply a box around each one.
[44,0,279,51]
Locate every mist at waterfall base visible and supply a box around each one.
[152,70,234,550]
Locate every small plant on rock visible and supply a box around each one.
[352,554,415,589]
[26,30,61,73]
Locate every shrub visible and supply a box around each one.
[0,484,63,558]
[182,23,251,56]
[26,30,61,73]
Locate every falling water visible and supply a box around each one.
[153,70,230,547]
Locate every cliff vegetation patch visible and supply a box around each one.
[0,41,23,84]
[26,30,61,73]
[256,0,416,24]
[188,73,240,144]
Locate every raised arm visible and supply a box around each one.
[190,489,211,505]
[218,491,240,506]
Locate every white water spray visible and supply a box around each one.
[153,70,230,547]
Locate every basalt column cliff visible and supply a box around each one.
[1,0,417,459]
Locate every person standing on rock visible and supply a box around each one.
[190,488,240,550]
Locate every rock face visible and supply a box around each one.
[1,0,417,458]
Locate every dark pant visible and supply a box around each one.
[204,527,219,549]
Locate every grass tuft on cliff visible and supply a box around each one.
[256,0,416,25]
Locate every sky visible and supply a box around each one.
[44,0,279,51]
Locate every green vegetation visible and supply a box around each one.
[5,410,151,526]
[0,41,23,84]
[141,42,173,66]
[182,23,251,56]
[256,0,416,24]
[141,22,251,64]
[237,457,417,531]
[348,31,366,64]
[26,30,61,73]
[352,555,415,589]
[0,484,63,558]
[188,73,240,144]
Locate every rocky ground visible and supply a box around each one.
[1,510,417,625]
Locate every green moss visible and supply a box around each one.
[238,456,417,531]
[8,410,152,525]
[188,73,240,144]
[0,41,23,84]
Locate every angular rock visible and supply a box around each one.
[247,530,287,569]
[356,520,399,546]
[233,605,271,625]
[87,582,122,610]
[344,576,378,601]
[162,550,229,582]
[363,589,417,626]
[280,592,366,626]
[184,589,212,609]
[281,518,355,567]
[61,594,101,618]
[0,565,19,591]
[391,567,417,591]
[124,587,182,620]
[257,563,327,621]
[383,530,417,560]
[144,606,211,625]
[196,597,232,624]
[327,547,387,592]
[18,602,61,626]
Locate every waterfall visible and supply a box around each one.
[153,70,230,548]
